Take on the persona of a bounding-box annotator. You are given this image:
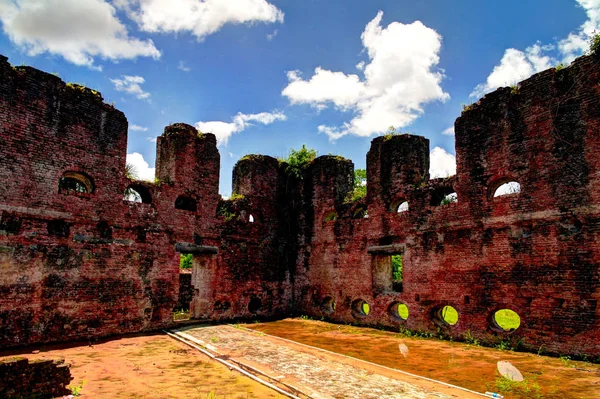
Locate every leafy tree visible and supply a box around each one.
[281,144,317,179]
[590,32,600,55]
[180,254,193,269]
[350,169,367,201]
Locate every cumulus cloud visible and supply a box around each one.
[442,126,454,136]
[282,11,449,140]
[115,0,284,40]
[471,0,600,98]
[470,44,555,98]
[111,75,151,100]
[130,124,148,131]
[560,0,600,63]
[195,110,286,146]
[0,0,160,68]
[126,152,155,181]
[429,147,456,178]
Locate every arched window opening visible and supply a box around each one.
[249,214,255,223]
[390,199,409,213]
[175,195,197,212]
[492,309,521,332]
[397,201,409,213]
[431,187,457,206]
[494,181,521,198]
[58,171,93,194]
[124,184,152,204]
[440,192,458,206]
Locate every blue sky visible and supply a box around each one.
[0,0,594,196]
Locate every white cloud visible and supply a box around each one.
[0,0,160,68]
[196,110,286,146]
[146,137,157,143]
[442,126,454,136]
[111,75,151,100]
[178,60,191,72]
[130,124,148,131]
[266,29,278,41]
[356,61,366,71]
[116,0,284,40]
[282,11,449,140]
[560,0,600,63]
[470,44,555,98]
[429,147,456,178]
[126,152,155,181]
[472,0,600,98]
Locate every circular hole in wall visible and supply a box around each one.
[351,299,371,318]
[388,302,409,321]
[492,309,521,332]
[321,296,336,315]
[435,305,459,326]
[248,297,262,314]
[214,300,231,313]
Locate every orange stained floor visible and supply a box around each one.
[244,318,600,399]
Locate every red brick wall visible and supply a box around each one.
[295,54,600,358]
[1,52,599,359]
[0,357,72,398]
[0,55,293,348]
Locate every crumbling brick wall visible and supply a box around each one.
[0,55,294,348]
[1,51,599,359]
[294,54,600,358]
[0,357,72,398]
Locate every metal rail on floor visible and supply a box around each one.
[164,329,316,399]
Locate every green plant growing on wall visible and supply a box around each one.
[280,144,317,179]
[125,162,139,180]
[383,126,398,140]
[589,32,600,55]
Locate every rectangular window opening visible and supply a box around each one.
[371,247,405,294]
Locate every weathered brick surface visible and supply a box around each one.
[1,53,599,358]
[0,356,72,398]
[0,55,293,348]
[295,54,600,358]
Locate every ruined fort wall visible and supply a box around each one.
[1,52,599,358]
[295,55,600,358]
[0,55,293,348]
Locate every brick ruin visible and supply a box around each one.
[0,53,599,359]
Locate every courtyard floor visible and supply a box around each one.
[1,318,598,398]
